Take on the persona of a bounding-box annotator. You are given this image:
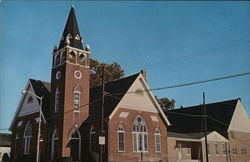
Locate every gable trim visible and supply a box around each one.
[108,73,170,126]
[9,80,40,130]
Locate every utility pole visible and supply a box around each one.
[22,90,45,162]
[203,92,209,162]
[100,66,105,162]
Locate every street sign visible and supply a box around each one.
[99,136,105,145]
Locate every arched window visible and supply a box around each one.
[89,126,96,152]
[15,133,19,153]
[132,115,148,152]
[69,51,76,64]
[73,86,81,111]
[55,87,60,113]
[23,121,32,154]
[51,129,59,160]
[55,54,60,66]
[154,128,161,152]
[61,52,66,64]
[117,124,125,152]
[70,129,81,161]
[79,54,86,65]
[27,96,33,104]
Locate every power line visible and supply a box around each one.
[111,71,250,96]
[125,40,250,74]
[1,71,249,131]
[0,97,102,131]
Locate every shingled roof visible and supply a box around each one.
[165,99,239,138]
[29,79,51,117]
[26,73,139,122]
[87,73,140,121]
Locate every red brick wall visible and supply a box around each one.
[228,131,250,162]
[50,47,90,158]
[10,112,40,160]
[108,108,168,162]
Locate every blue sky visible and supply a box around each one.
[0,1,249,133]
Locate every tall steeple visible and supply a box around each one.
[49,6,90,160]
[58,6,83,50]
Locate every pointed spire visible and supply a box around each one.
[58,6,83,50]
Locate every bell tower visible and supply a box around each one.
[49,6,90,158]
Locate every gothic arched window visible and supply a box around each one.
[51,129,59,160]
[70,129,81,161]
[73,86,81,111]
[23,121,32,154]
[55,54,60,66]
[79,54,86,66]
[69,51,76,64]
[55,87,60,113]
[61,52,66,64]
[89,126,96,152]
[154,128,161,152]
[117,124,125,152]
[132,115,148,152]
[15,133,19,153]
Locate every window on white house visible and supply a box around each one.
[51,129,59,160]
[154,128,161,152]
[89,126,96,152]
[118,124,125,152]
[70,129,81,161]
[132,115,148,152]
[55,87,60,112]
[73,86,81,111]
[222,143,226,155]
[187,143,191,155]
[215,143,219,155]
[23,122,32,154]
[207,143,211,155]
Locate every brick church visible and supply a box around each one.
[9,6,170,162]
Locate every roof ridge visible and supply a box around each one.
[91,72,140,90]
[29,78,50,84]
[173,98,239,110]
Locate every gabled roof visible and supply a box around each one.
[29,79,50,104]
[58,6,83,50]
[87,73,140,121]
[9,79,51,130]
[29,79,51,117]
[165,99,239,138]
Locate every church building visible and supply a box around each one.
[9,6,170,162]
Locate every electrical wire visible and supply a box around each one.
[1,71,249,131]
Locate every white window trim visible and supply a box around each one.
[215,143,219,156]
[154,128,161,153]
[55,87,60,113]
[70,129,81,160]
[222,143,226,156]
[132,115,148,153]
[89,126,95,152]
[23,121,32,154]
[54,54,61,67]
[51,129,59,160]
[117,124,125,152]
[73,86,81,111]
[207,143,211,156]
